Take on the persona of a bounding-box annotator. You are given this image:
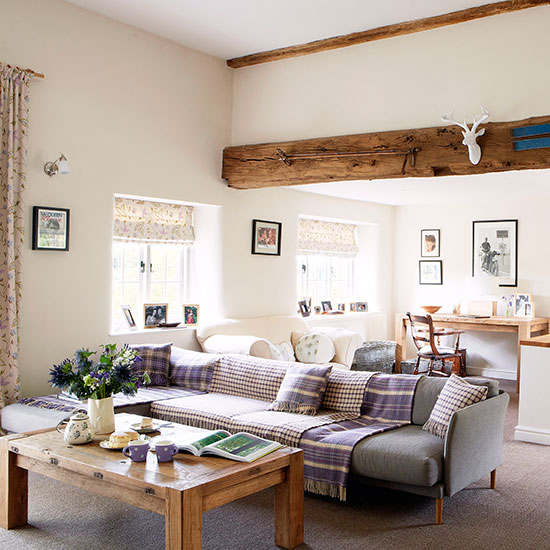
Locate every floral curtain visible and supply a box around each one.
[0,65,32,414]
[297,218,358,257]
[113,196,194,245]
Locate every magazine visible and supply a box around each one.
[165,429,282,463]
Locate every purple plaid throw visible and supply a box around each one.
[301,374,420,500]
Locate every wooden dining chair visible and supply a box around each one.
[406,312,466,377]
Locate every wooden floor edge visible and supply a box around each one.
[227,0,550,68]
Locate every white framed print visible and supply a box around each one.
[419,260,442,285]
[421,229,440,257]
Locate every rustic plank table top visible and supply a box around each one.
[0,413,304,549]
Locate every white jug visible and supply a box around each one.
[57,412,94,445]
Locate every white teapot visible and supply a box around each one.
[57,412,94,445]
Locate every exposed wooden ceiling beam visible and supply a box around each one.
[222,114,550,189]
[227,0,550,69]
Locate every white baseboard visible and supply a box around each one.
[514,425,550,446]
[466,366,516,380]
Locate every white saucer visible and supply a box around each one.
[99,436,151,450]
[130,422,162,434]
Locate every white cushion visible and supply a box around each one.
[419,345,457,356]
[295,333,335,364]
[201,334,272,359]
[269,341,296,362]
[195,315,308,346]
[308,326,362,368]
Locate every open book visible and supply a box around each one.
[167,430,282,463]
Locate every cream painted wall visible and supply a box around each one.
[230,7,550,380]
[232,7,550,144]
[395,198,550,379]
[2,0,394,397]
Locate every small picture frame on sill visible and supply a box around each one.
[349,303,357,312]
[32,206,70,251]
[298,300,310,317]
[121,305,136,329]
[419,260,443,285]
[251,219,282,256]
[183,304,199,326]
[144,303,168,328]
[356,302,368,312]
[321,301,332,312]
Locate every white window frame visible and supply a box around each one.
[112,242,189,332]
[297,254,355,308]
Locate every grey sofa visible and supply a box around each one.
[350,376,509,523]
[2,351,508,526]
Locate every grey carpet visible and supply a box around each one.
[2,379,550,549]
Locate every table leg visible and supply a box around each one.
[165,487,202,550]
[0,438,28,529]
[394,316,407,373]
[275,451,304,549]
[517,323,531,394]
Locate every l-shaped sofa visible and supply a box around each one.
[2,338,509,525]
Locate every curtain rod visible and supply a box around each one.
[5,64,45,79]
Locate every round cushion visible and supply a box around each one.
[295,333,335,364]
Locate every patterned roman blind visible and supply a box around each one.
[297,219,358,257]
[113,197,194,245]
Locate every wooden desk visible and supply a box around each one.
[395,314,550,392]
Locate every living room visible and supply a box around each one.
[2,0,550,548]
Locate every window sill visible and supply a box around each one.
[109,326,195,337]
[306,311,382,319]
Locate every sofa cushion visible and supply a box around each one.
[412,376,499,425]
[209,354,288,402]
[322,369,375,414]
[350,424,444,487]
[201,334,272,359]
[295,333,335,364]
[150,393,271,430]
[129,343,172,386]
[269,341,296,362]
[168,346,218,391]
[308,326,362,368]
[270,364,332,415]
[422,375,488,438]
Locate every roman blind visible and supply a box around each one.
[297,219,358,257]
[113,196,194,245]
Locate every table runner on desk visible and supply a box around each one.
[300,374,420,500]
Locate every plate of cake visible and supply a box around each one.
[130,417,162,434]
[99,429,141,450]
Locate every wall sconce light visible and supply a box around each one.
[44,154,71,177]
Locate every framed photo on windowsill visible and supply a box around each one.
[251,219,282,256]
[144,303,168,328]
[183,304,199,326]
[32,206,70,251]
[419,260,442,285]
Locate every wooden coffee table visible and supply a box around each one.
[0,413,304,549]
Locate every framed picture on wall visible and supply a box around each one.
[251,219,282,256]
[421,229,440,257]
[472,219,518,287]
[419,260,442,285]
[32,206,70,251]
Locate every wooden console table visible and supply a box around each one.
[395,314,550,392]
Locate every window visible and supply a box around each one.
[296,219,358,308]
[112,196,194,331]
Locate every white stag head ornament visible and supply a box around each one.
[441,107,489,165]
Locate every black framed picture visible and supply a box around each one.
[32,206,70,251]
[321,300,332,312]
[251,219,282,256]
[472,219,518,287]
[419,260,443,285]
[421,229,440,257]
